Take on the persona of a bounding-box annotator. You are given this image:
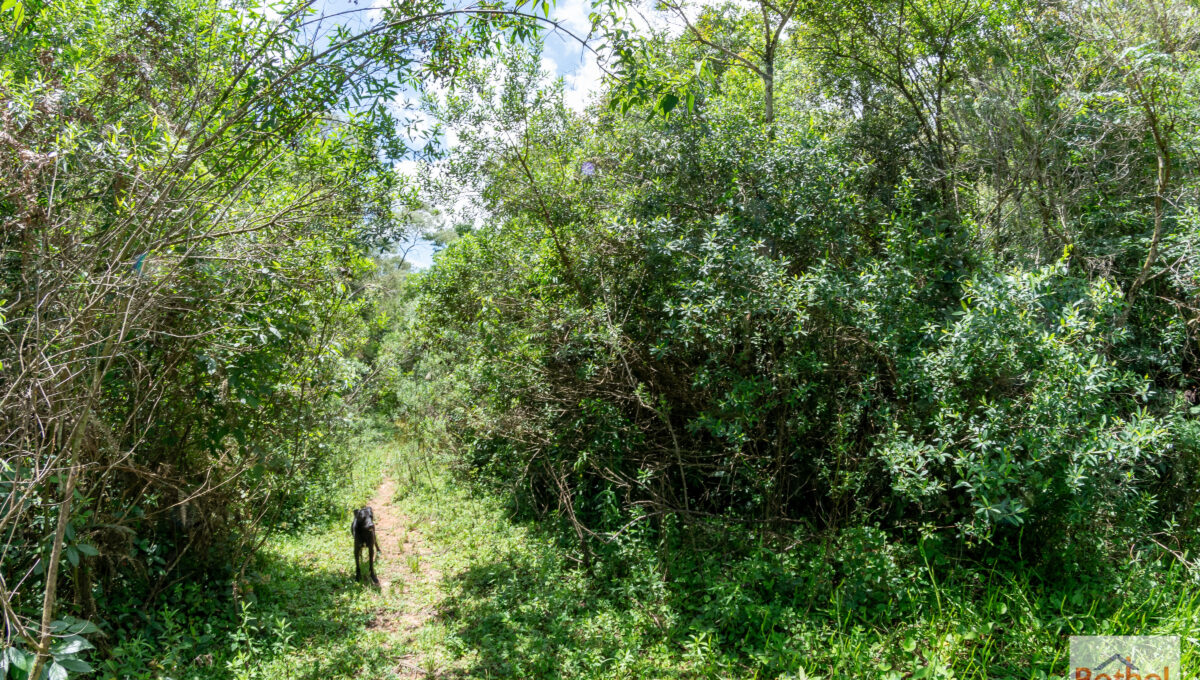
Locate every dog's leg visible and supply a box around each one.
[368,534,379,585]
[354,541,363,582]
[351,514,362,582]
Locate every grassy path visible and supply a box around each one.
[232,446,683,680]
[231,474,451,679]
[356,477,441,676]
[239,472,457,679]
[186,443,1199,680]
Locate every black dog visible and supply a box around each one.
[351,506,382,585]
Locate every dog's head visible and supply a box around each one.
[354,507,375,528]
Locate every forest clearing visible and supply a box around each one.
[3,0,1200,676]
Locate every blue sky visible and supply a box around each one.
[396,0,605,268]
[270,0,607,268]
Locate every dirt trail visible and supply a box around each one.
[363,478,443,677]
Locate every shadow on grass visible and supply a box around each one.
[432,548,688,680]
[232,547,404,680]
[428,532,1198,680]
[96,536,394,680]
[98,544,403,680]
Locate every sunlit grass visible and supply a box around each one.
[102,438,1200,680]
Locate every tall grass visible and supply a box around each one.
[95,436,1199,679]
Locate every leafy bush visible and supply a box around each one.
[882,262,1167,548]
[402,21,1200,586]
[0,0,489,668]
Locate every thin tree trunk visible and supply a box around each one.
[29,464,80,680]
[1121,86,1171,325]
[762,5,776,140]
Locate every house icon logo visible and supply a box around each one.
[1094,653,1138,672]
[1070,636,1179,680]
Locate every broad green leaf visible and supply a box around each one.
[658,93,679,114]
[56,658,93,673]
[51,636,93,656]
[8,646,32,672]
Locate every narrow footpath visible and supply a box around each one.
[247,460,675,680]
[362,478,442,677]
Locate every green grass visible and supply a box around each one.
[98,439,1200,679]
[384,460,690,679]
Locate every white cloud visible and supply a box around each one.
[562,55,603,111]
[542,0,605,111]
[239,0,280,26]
[366,0,384,25]
[394,158,421,178]
[552,0,592,34]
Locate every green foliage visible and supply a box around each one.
[0,0,550,671]
[883,262,1167,545]
[0,618,98,680]
[5,0,1200,673]
[398,0,1200,636]
[95,439,392,679]
[91,440,1200,679]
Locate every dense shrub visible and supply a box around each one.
[401,2,1200,581]
[0,0,531,668]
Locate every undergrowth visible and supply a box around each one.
[93,437,1200,679]
[95,431,396,680]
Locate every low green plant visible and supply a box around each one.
[1,618,99,680]
[137,441,1188,679]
